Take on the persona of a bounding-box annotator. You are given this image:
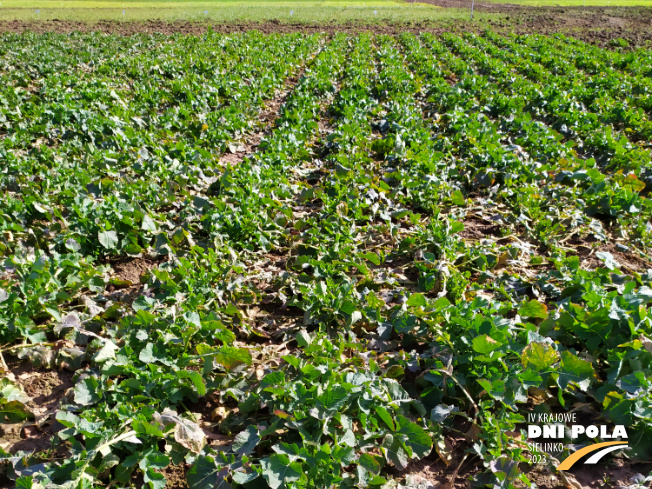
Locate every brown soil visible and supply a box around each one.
[249,302,304,342]
[11,362,74,421]
[0,8,651,47]
[0,18,434,36]
[460,215,503,240]
[160,463,189,489]
[484,6,652,47]
[110,256,160,286]
[567,237,652,273]
[0,361,74,455]
[103,256,162,303]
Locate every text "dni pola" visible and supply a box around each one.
[528,424,628,439]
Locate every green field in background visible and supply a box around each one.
[0,0,649,25]
[0,0,470,23]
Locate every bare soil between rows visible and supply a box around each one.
[0,6,651,46]
[0,360,74,459]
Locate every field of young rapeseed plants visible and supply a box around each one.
[0,30,651,489]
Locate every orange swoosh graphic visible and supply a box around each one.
[557,441,628,471]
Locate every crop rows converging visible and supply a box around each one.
[0,30,651,489]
